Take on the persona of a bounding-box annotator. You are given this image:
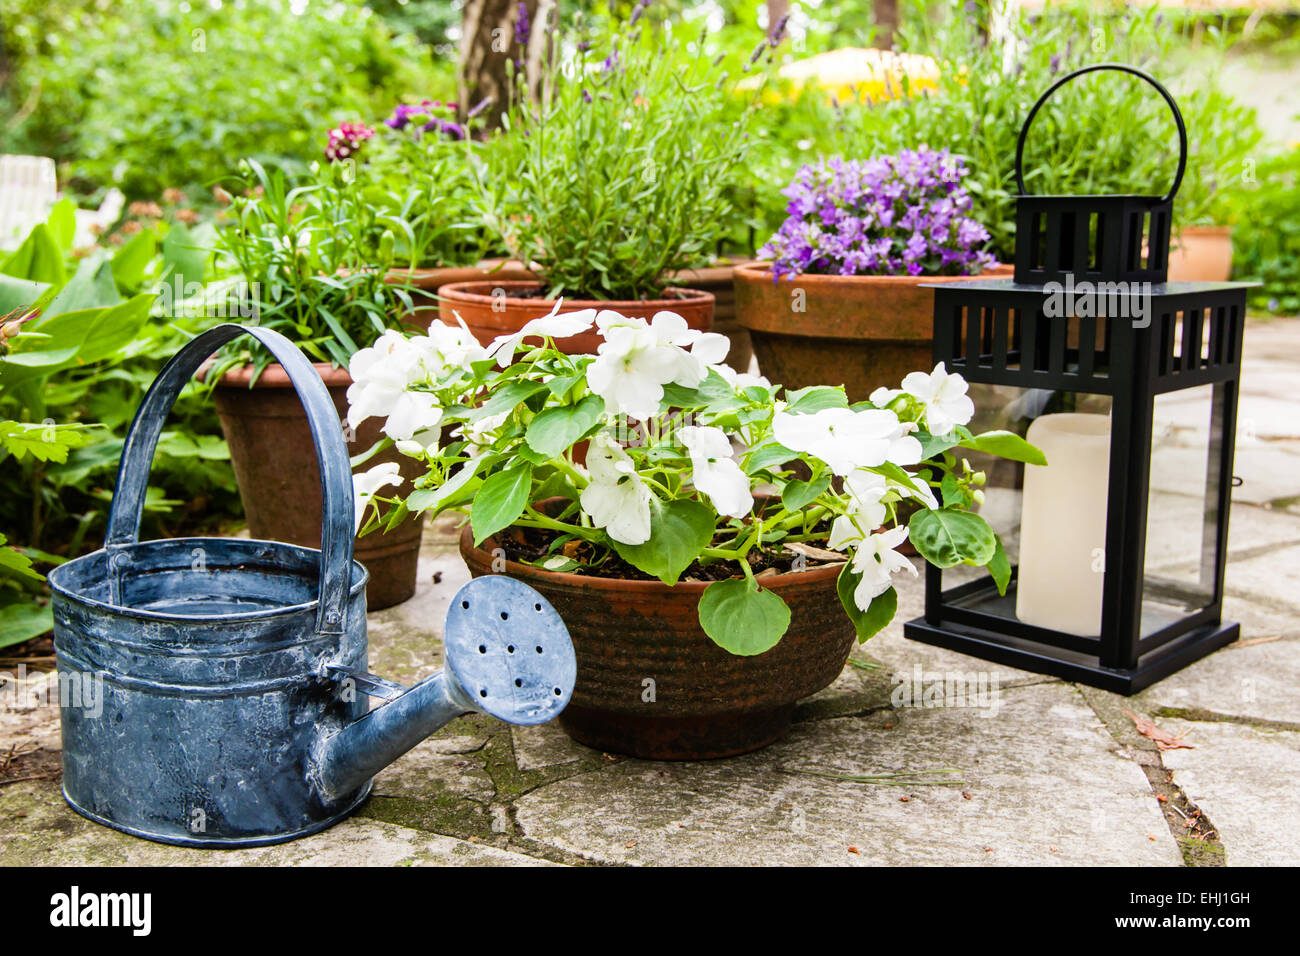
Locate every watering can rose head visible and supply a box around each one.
[345,303,1044,656]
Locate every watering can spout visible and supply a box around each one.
[311,576,577,803]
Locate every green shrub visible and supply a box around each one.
[0,0,447,203]
[1232,145,1300,314]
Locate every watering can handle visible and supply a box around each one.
[103,324,355,636]
[1013,62,1188,205]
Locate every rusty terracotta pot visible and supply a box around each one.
[211,363,424,610]
[734,261,1013,402]
[437,280,715,353]
[460,526,854,760]
[386,259,535,331]
[668,258,756,374]
[1167,226,1233,282]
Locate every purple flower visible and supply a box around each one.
[382,101,466,141]
[324,122,374,162]
[629,0,650,28]
[759,149,995,280]
[515,2,531,46]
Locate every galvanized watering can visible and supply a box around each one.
[48,324,576,847]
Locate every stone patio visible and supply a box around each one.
[3,318,1298,867]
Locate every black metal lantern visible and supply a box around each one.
[903,64,1253,693]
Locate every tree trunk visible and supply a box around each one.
[873,0,899,49]
[458,0,539,128]
[765,0,789,38]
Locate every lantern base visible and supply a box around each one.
[902,615,1239,695]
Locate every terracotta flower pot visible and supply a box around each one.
[211,363,424,610]
[667,258,756,374]
[437,280,715,353]
[386,258,535,331]
[460,527,854,760]
[734,261,1013,402]
[1167,226,1233,283]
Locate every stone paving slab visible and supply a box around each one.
[2,317,1299,867]
[1160,720,1300,866]
[0,780,553,867]
[512,682,1180,866]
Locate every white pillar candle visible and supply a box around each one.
[1015,412,1111,635]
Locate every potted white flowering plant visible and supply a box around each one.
[346,306,1041,759]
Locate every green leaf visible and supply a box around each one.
[988,534,1011,596]
[406,459,488,516]
[45,256,120,316]
[161,221,210,285]
[0,421,94,463]
[1,224,65,286]
[525,394,605,458]
[110,230,158,291]
[744,441,798,475]
[0,274,49,315]
[611,497,714,586]
[45,199,77,251]
[472,380,549,422]
[0,534,45,584]
[908,508,997,569]
[0,602,52,650]
[918,430,962,460]
[470,464,533,546]
[959,430,1047,466]
[781,474,830,511]
[836,564,897,643]
[784,385,848,414]
[698,577,792,656]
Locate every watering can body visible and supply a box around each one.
[48,325,575,847]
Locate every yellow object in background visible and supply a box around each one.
[738,47,941,104]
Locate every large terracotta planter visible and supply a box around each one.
[1167,226,1233,282]
[668,258,756,374]
[386,258,534,331]
[437,280,714,354]
[212,363,424,610]
[460,527,854,760]
[734,261,1013,402]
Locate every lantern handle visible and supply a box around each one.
[1014,62,1188,205]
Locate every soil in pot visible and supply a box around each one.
[734,261,1012,402]
[437,280,715,354]
[460,523,855,760]
[211,362,424,610]
[668,258,756,374]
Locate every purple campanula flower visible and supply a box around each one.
[760,148,992,280]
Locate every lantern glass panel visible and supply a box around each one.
[940,383,1114,638]
[1141,384,1221,628]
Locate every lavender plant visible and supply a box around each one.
[760,149,994,281]
[473,10,777,301]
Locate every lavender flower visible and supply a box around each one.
[629,0,650,28]
[515,3,531,46]
[324,122,374,162]
[759,149,995,280]
[382,101,467,140]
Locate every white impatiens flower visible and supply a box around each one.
[454,410,509,459]
[678,425,751,519]
[901,362,975,436]
[848,526,918,608]
[578,433,653,545]
[714,364,771,390]
[585,310,720,421]
[772,407,922,475]
[868,385,902,407]
[486,302,598,367]
[346,330,423,430]
[417,319,490,375]
[353,461,403,532]
[381,389,442,443]
[827,470,889,551]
